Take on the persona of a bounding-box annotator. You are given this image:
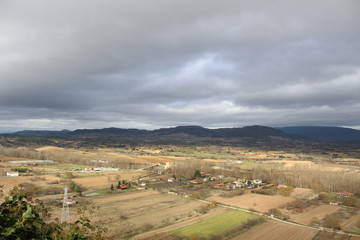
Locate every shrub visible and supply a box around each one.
[11,168,28,173]
[277,186,294,196]
[0,186,109,240]
[323,215,341,230]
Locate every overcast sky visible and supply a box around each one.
[1,0,360,132]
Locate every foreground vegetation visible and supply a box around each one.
[0,186,109,240]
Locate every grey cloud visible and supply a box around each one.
[0,0,359,131]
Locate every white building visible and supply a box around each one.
[6,171,19,177]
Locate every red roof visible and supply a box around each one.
[339,192,352,195]
[117,184,128,189]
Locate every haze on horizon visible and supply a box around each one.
[1,0,360,132]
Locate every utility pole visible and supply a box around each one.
[60,185,70,223]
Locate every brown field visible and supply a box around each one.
[72,172,142,189]
[341,213,360,231]
[232,220,318,240]
[50,190,206,239]
[0,156,31,161]
[290,188,313,197]
[0,174,61,195]
[267,160,315,168]
[130,207,228,240]
[104,153,148,164]
[92,190,159,204]
[36,146,66,153]
[208,193,294,213]
[290,205,342,225]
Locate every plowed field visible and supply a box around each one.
[208,193,294,212]
[232,220,318,240]
[290,205,341,225]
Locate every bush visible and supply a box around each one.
[220,190,244,198]
[251,188,276,195]
[277,186,294,196]
[0,186,109,240]
[318,193,330,203]
[11,168,28,173]
[268,208,289,220]
[342,197,358,208]
[195,205,209,214]
[323,215,341,230]
[285,199,310,213]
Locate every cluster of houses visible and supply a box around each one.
[82,167,119,172]
[214,179,263,190]
[337,191,353,198]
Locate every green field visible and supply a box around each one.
[46,164,88,170]
[172,210,258,239]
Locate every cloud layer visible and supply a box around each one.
[1,0,360,131]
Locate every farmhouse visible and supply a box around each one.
[65,199,77,205]
[6,171,19,177]
[232,180,245,188]
[337,192,353,198]
[214,183,226,189]
[117,184,128,190]
[167,177,176,182]
[253,179,262,185]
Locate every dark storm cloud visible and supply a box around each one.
[0,0,360,131]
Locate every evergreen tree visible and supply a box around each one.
[194,169,201,178]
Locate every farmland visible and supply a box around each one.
[290,205,342,225]
[171,210,258,239]
[231,220,318,240]
[1,143,360,239]
[208,193,295,213]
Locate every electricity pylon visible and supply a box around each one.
[60,185,70,223]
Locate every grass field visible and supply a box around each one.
[46,164,88,170]
[171,210,257,239]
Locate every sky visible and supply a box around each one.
[1,0,360,132]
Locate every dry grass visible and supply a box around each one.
[36,146,66,153]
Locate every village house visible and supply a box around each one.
[232,180,245,188]
[65,199,77,205]
[6,171,19,177]
[167,177,176,182]
[214,183,226,189]
[253,179,262,185]
[117,184,128,190]
[337,192,353,198]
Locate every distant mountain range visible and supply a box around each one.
[11,125,360,143]
[278,126,360,142]
[14,125,290,138]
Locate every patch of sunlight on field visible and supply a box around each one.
[172,210,257,239]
